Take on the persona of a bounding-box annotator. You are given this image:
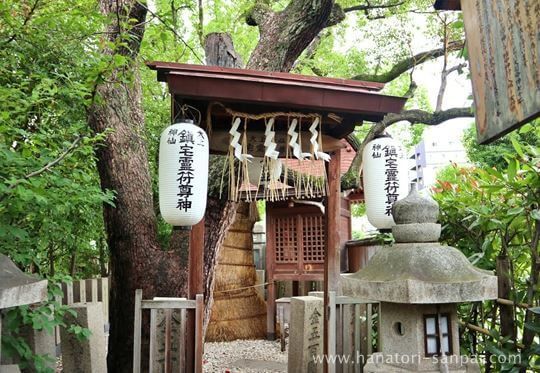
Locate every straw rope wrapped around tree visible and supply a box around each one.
[206,202,267,341]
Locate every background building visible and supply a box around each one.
[409,127,469,189]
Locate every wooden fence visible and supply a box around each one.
[60,277,109,323]
[309,291,379,373]
[56,277,109,345]
[133,289,204,373]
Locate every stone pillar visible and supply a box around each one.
[60,303,106,373]
[0,321,56,372]
[287,296,324,373]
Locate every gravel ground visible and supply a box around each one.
[204,339,287,373]
[56,339,287,372]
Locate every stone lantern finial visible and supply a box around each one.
[391,188,441,243]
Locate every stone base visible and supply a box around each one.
[364,353,481,372]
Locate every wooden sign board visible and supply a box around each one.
[436,0,540,144]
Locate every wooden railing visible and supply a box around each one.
[60,277,109,323]
[56,277,109,346]
[133,289,204,373]
[309,291,379,373]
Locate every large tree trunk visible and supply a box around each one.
[88,2,187,372]
[206,202,266,342]
[246,0,337,71]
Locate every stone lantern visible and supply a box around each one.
[342,190,497,372]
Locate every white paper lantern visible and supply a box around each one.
[362,135,408,230]
[159,121,209,226]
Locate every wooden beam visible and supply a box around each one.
[324,150,341,373]
[189,219,205,296]
[194,294,204,373]
[133,289,143,373]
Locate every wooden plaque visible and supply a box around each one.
[461,0,540,144]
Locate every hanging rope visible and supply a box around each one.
[208,101,333,202]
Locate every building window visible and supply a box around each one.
[424,314,452,356]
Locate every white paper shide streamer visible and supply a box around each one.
[288,119,310,160]
[221,108,331,202]
[159,121,209,226]
[263,118,282,189]
[229,117,253,162]
[362,135,408,229]
[309,117,330,162]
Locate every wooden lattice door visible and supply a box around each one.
[267,203,325,281]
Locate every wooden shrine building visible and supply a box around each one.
[147,61,407,351]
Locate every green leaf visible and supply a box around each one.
[481,184,504,192]
[468,219,481,230]
[507,207,524,215]
[519,123,533,134]
[531,210,540,221]
[528,307,540,315]
[507,158,517,181]
[511,138,524,157]
[485,341,506,357]
[451,20,464,30]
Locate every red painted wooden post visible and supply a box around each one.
[324,150,341,373]
[186,219,205,372]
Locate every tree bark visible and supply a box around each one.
[201,32,245,333]
[246,0,337,71]
[88,2,187,371]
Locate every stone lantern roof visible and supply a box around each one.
[341,189,497,304]
[0,254,48,309]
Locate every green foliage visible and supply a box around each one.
[350,202,366,217]
[0,2,111,368]
[463,120,540,169]
[1,277,91,372]
[0,0,114,276]
[433,140,540,371]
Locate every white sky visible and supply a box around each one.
[413,55,474,140]
[340,11,476,144]
[402,11,475,143]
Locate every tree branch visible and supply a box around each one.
[138,2,203,63]
[197,0,204,47]
[6,136,82,192]
[343,0,405,13]
[245,2,274,27]
[436,62,466,111]
[344,107,474,185]
[1,0,41,47]
[352,40,464,83]
[246,0,334,71]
